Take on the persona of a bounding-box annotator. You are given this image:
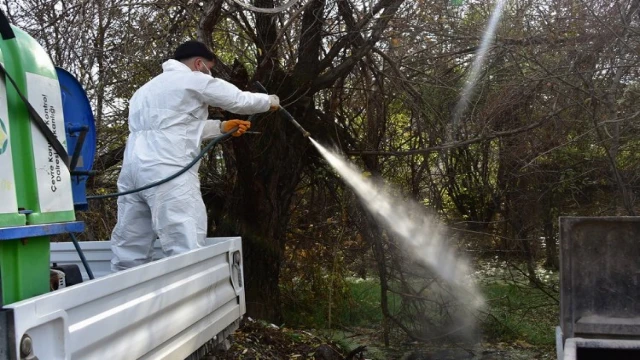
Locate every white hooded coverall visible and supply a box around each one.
[110,59,270,271]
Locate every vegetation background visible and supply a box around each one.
[4,0,639,357]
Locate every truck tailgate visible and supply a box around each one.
[5,237,245,360]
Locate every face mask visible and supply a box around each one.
[198,60,212,76]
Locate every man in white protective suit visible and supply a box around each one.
[110,40,279,271]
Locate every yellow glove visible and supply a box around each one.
[221,119,251,137]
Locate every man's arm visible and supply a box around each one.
[201,78,272,114]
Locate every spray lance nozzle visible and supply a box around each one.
[254,82,311,138]
[287,117,311,138]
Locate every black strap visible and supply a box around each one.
[0,62,70,168]
[0,9,15,40]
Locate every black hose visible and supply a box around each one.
[70,232,95,280]
[86,81,295,201]
[0,9,15,40]
[87,116,256,200]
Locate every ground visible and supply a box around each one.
[206,318,348,359]
[206,319,555,360]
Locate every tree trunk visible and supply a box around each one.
[543,221,559,270]
[198,0,406,323]
[542,192,559,270]
[212,82,313,322]
[369,219,391,347]
[360,68,391,346]
[521,233,538,286]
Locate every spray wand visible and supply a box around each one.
[88,82,310,200]
[254,82,311,138]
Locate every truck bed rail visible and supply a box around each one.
[4,237,245,360]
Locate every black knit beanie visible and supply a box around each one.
[173,41,214,61]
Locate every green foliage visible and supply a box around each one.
[285,272,558,350]
[481,282,558,346]
[211,18,258,72]
[280,239,352,328]
[342,280,401,325]
[282,278,400,329]
[12,0,640,351]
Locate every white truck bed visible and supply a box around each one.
[3,237,245,360]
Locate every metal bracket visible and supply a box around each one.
[0,222,85,241]
[67,125,88,172]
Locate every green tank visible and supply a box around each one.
[0,21,75,304]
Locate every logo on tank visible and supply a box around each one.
[0,118,8,155]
